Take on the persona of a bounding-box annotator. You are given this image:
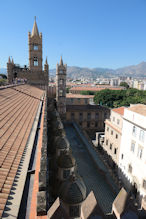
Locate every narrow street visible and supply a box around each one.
[65,124,118,215]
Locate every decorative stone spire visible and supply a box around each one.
[45,57,48,65]
[31,16,39,37]
[60,56,63,66]
[11,58,14,65]
[8,56,11,63]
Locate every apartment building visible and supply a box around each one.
[103,107,125,167]
[118,104,146,200]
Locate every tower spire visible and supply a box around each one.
[8,56,11,63]
[60,56,63,66]
[31,16,39,37]
[45,57,48,65]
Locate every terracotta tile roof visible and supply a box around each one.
[66,93,94,98]
[0,85,44,218]
[127,104,146,116]
[112,107,125,116]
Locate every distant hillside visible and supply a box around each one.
[50,66,115,78]
[50,62,146,78]
[1,61,146,79]
[116,62,146,77]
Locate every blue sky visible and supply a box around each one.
[0,0,146,69]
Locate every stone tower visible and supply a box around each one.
[7,57,14,83]
[28,17,42,72]
[44,57,49,84]
[56,56,67,119]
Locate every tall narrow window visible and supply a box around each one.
[143,180,146,190]
[95,113,98,120]
[139,130,145,142]
[79,112,83,121]
[34,57,38,66]
[128,164,132,173]
[87,113,91,120]
[131,141,135,153]
[137,146,143,159]
[132,126,137,137]
[110,143,112,150]
[59,79,63,85]
[71,113,74,120]
[114,148,117,154]
[59,90,63,96]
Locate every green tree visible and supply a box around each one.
[80,90,95,95]
[94,88,146,108]
[120,81,129,89]
[0,78,7,86]
[66,87,70,93]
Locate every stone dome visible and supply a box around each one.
[57,152,76,168]
[59,175,86,204]
[55,136,70,150]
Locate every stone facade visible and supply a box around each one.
[7,18,48,88]
[66,105,110,138]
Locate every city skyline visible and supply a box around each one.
[0,0,146,69]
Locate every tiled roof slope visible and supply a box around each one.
[112,107,125,116]
[0,85,44,218]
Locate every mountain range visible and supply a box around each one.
[50,61,146,79]
[1,61,146,79]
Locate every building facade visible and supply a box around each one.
[103,107,125,167]
[66,105,110,138]
[118,104,146,200]
[7,18,48,88]
[66,94,94,105]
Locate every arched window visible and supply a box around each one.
[34,57,38,66]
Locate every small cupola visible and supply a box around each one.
[59,174,87,218]
[57,151,76,181]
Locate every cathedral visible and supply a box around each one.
[0,18,144,219]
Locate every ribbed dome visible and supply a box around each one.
[56,136,70,150]
[57,152,76,168]
[59,175,86,204]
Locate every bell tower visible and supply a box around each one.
[28,17,42,72]
[56,56,67,119]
